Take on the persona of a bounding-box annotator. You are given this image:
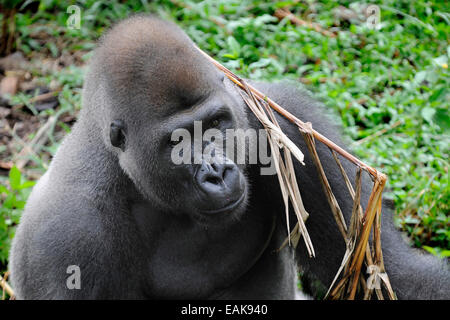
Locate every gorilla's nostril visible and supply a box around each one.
[210,162,219,172]
[195,160,242,202]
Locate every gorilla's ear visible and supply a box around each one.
[110,120,126,151]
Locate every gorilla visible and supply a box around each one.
[9,15,449,299]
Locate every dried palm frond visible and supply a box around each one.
[197,46,396,300]
[238,82,313,256]
[0,272,15,300]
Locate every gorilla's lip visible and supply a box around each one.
[199,191,246,215]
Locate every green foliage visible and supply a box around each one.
[0,167,35,267]
[423,245,450,258]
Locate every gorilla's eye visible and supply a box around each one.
[110,120,126,151]
[212,119,220,127]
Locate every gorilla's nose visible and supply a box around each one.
[195,160,244,212]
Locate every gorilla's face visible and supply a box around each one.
[94,18,256,225]
[103,43,251,225]
[116,78,249,224]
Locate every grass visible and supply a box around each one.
[0,0,449,276]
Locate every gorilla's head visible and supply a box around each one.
[84,16,252,225]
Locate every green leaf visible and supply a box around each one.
[435,108,450,131]
[433,55,448,67]
[421,107,436,123]
[222,53,237,59]
[226,36,240,58]
[414,71,427,84]
[439,250,450,258]
[9,166,21,190]
[423,246,450,258]
[0,185,9,194]
[18,181,36,190]
[249,58,272,69]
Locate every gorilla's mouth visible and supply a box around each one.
[199,190,246,215]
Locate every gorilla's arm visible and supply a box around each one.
[251,81,450,299]
[11,201,125,299]
[9,126,148,300]
[10,188,148,299]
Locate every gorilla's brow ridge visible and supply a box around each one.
[178,88,212,110]
[165,103,230,132]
